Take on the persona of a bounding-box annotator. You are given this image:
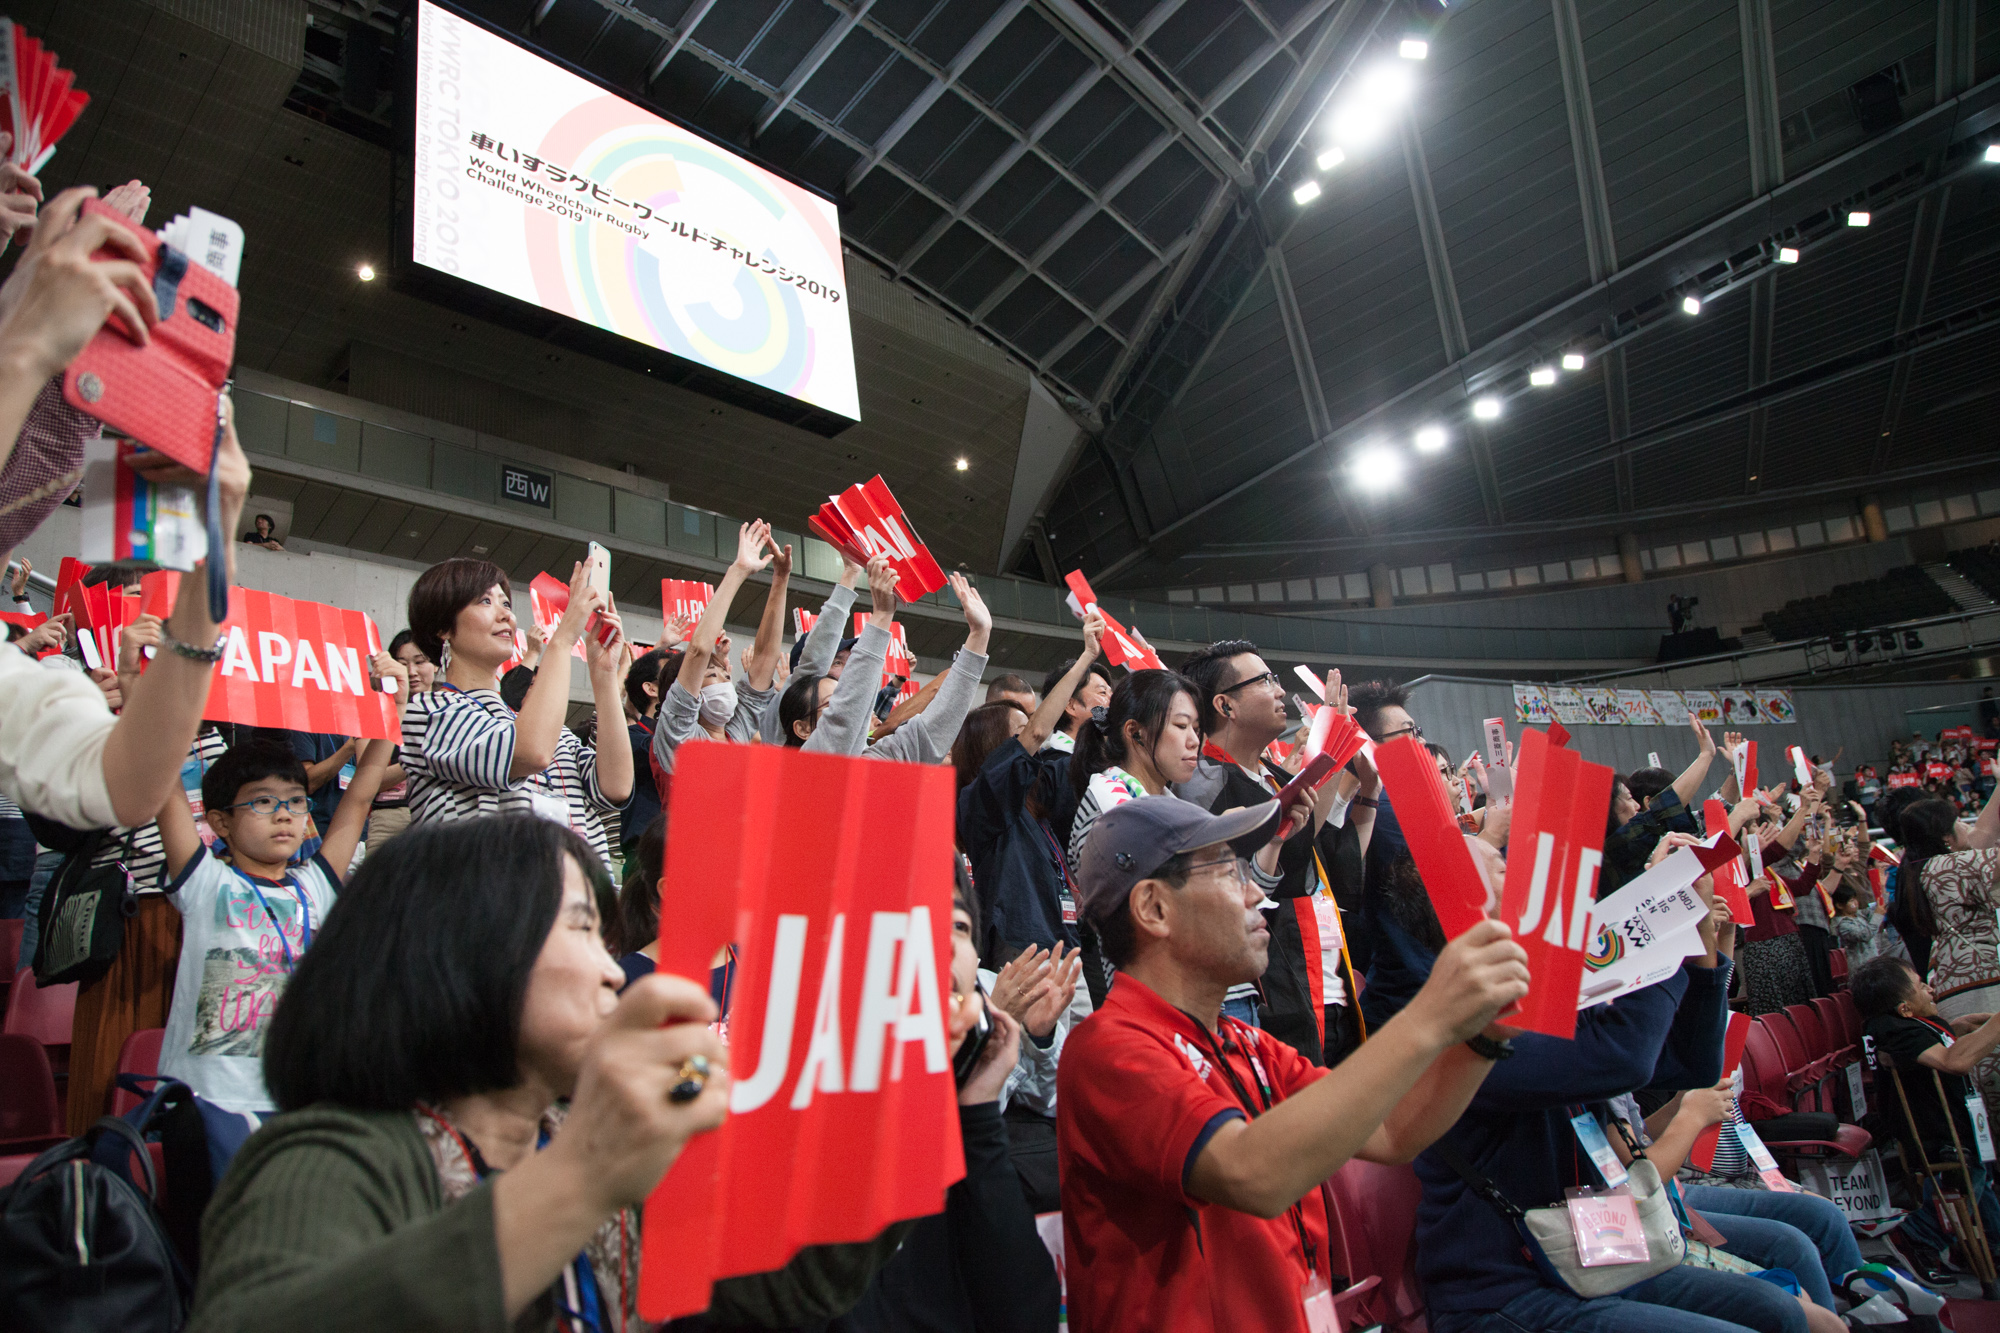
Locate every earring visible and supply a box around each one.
[438,639,452,672]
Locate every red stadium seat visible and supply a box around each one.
[0,1032,61,1150]
[1325,1159,1428,1333]
[3,967,76,1076]
[1786,1003,1831,1061]
[109,1028,166,1117]
[1740,1022,1796,1118]
[1763,1010,1832,1106]
[0,919,22,1008]
[1834,990,1862,1049]
[1810,998,1854,1062]
[0,1153,36,1190]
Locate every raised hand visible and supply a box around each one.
[0,135,41,245]
[732,520,775,575]
[1404,918,1532,1047]
[1691,712,1715,755]
[12,612,69,657]
[557,560,603,643]
[865,555,899,628]
[1080,607,1106,660]
[660,612,692,647]
[100,179,151,226]
[371,648,409,698]
[7,556,29,600]
[1326,668,1350,718]
[948,571,991,652]
[117,612,164,684]
[766,535,793,579]
[585,593,626,680]
[991,946,1051,1023]
[0,187,161,375]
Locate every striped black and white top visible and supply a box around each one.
[401,686,624,872]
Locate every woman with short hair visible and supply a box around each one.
[190,818,728,1331]
[399,557,632,871]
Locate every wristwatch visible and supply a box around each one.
[162,631,227,664]
[1464,1033,1514,1061]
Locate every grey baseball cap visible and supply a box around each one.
[1075,795,1280,925]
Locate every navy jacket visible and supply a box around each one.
[1411,961,1731,1316]
[956,740,1076,962]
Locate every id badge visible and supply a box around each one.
[1733,1122,1798,1192]
[1846,1063,1866,1116]
[1569,1111,1629,1187]
[525,788,570,827]
[1060,891,1078,926]
[1312,891,1345,949]
[1301,1272,1337,1333]
[1969,1094,1997,1163]
[1565,1186,1649,1266]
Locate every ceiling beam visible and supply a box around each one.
[645,0,721,81]
[1200,0,1345,115]
[1742,274,1776,491]
[1603,347,1634,511]
[1095,73,2000,566]
[1269,245,1367,534]
[1032,0,1253,187]
[1401,111,1501,525]
[753,0,877,136]
[840,0,1028,192]
[1551,0,1617,282]
[1738,0,1783,195]
[1041,230,1194,366]
[1937,0,1977,100]
[1871,186,1951,472]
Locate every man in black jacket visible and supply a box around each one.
[1178,640,1374,1067]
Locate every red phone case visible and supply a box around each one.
[63,197,238,471]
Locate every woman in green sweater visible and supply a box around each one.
[190,817,732,1332]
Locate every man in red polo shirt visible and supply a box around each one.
[1058,795,1530,1333]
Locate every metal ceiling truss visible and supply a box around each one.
[1741,275,1775,491]
[1269,244,1368,534]
[1869,185,1950,472]
[838,0,1029,193]
[1088,72,2000,575]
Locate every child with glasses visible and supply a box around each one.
[154,704,400,1113]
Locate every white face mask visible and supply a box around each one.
[698,681,738,728]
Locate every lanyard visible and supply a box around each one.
[418,1107,607,1333]
[1192,1017,1320,1278]
[1036,820,1082,929]
[1256,769,1368,1042]
[233,866,311,971]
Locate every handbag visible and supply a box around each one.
[33,828,140,985]
[1435,1118,1686,1299]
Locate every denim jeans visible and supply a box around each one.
[1220,993,1261,1028]
[1897,1149,2000,1259]
[1432,1266,1808,1333]
[16,847,63,974]
[1683,1184,1862,1311]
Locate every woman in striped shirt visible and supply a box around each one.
[399,557,633,872]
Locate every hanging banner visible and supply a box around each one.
[1681,689,1723,725]
[1544,686,1591,727]
[641,743,964,1321]
[1497,728,1613,1039]
[1616,689,1663,726]
[201,588,402,740]
[1375,736,1492,937]
[1513,683,1553,727]
[1649,690,1690,726]
[1581,688,1625,726]
[1719,689,1764,727]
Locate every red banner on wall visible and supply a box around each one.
[1497,728,1613,1038]
[641,743,964,1321]
[201,589,401,740]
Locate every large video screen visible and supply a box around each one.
[408,0,859,423]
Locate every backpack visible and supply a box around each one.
[33,827,139,985]
[0,1116,192,1332]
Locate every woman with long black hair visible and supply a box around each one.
[1901,785,2000,1125]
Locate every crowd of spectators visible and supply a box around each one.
[6,169,2000,1333]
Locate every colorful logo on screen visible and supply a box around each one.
[521,96,852,418]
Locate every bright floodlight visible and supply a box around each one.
[1293,179,1322,205]
[1529,365,1556,387]
[1317,146,1347,171]
[1472,396,1502,420]
[1399,39,1429,59]
[1413,425,1447,453]
[1987,144,2000,163]
[1776,246,1799,263]
[356,263,376,281]
[1561,351,1586,371]
[1350,445,1405,492]
[954,457,969,471]
[1330,64,1413,146]
[1847,210,1870,227]
[1681,294,1702,315]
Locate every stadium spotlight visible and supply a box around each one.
[1399,39,1429,59]
[1328,64,1413,147]
[1472,395,1502,420]
[1561,351,1586,371]
[954,457,969,471]
[1904,629,1923,651]
[1413,425,1447,453]
[1529,365,1556,387]
[1776,246,1799,263]
[1681,293,1702,315]
[1828,631,1847,652]
[1987,144,2000,163]
[356,263,376,281]
[1317,146,1346,171]
[1293,179,1322,205]
[1852,632,1874,653]
[1349,445,1406,493]
[1847,210,1871,227]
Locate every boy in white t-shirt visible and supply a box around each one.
[156,675,402,1111]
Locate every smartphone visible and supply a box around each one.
[952,975,993,1089]
[585,541,611,598]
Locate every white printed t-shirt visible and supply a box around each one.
[160,844,339,1112]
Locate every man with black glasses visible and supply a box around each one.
[1180,640,1377,1066]
[1057,795,1528,1333]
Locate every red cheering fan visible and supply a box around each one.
[808,477,947,601]
[0,20,89,175]
[1062,570,1164,670]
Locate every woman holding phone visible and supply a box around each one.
[399,556,633,872]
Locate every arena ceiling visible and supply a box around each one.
[17,0,2000,596]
